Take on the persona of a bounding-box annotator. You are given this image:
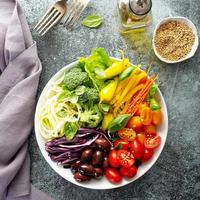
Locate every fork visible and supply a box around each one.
[63,0,90,27]
[34,0,67,36]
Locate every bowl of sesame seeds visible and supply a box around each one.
[152,17,199,64]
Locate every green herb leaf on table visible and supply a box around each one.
[82,14,102,28]
[64,122,79,141]
[108,114,131,133]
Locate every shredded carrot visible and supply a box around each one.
[126,75,158,115]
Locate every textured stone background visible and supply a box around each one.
[18,0,200,199]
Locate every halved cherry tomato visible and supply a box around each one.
[114,139,129,150]
[137,132,146,144]
[144,135,161,149]
[120,165,137,178]
[141,148,154,162]
[143,125,156,136]
[117,150,135,168]
[105,168,122,183]
[118,128,136,141]
[108,150,121,168]
[152,110,162,125]
[127,116,142,131]
[140,106,152,125]
[135,103,148,116]
[129,139,144,160]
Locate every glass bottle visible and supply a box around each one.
[118,0,152,32]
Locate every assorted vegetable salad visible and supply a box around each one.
[39,48,163,183]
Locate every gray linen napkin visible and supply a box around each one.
[0,1,54,199]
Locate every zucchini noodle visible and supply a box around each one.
[39,76,81,140]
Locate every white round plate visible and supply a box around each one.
[34,58,168,190]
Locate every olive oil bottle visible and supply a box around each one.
[118,0,152,33]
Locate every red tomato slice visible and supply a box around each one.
[144,135,161,149]
[114,139,129,150]
[105,168,122,183]
[120,165,137,178]
[129,139,144,160]
[108,150,121,168]
[117,150,135,168]
[141,148,154,162]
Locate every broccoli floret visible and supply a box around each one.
[79,87,99,104]
[79,104,103,128]
[63,67,90,90]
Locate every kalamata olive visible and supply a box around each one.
[74,172,90,182]
[94,168,103,179]
[92,150,104,167]
[103,156,109,170]
[94,138,111,152]
[79,164,95,176]
[80,148,93,163]
[71,160,81,174]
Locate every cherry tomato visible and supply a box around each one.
[137,132,146,144]
[135,103,149,116]
[108,150,121,168]
[152,110,162,125]
[141,148,154,162]
[105,168,122,183]
[129,139,144,160]
[120,166,137,178]
[118,128,136,141]
[140,106,152,125]
[127,116,142,131]
[144,135,161,149]
[117,149,135,168]
[144,125,156,136]
[114,139,129,150]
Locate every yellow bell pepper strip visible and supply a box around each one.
[101,113,114,130]
[114,69,145,109]
[120,84,144,114]
[99,78,118,103]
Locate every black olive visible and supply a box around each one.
[80,148,93,163]
[94,168,103,179]
[103,156,109,170]
[74,172,90,182]
[94,138,111,152]
[79,164,95,176]
[92,150,104,167]
[71,160,81,174]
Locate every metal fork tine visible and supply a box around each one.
[65,3,81,26]
[38,11,60,34]
[34,6,54,30]
[63,0,78,26]
[41,13,63,36]
[68,4,85,27]
[35,8,57,32]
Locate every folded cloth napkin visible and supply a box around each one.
[0,1,54,200]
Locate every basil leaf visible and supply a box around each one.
[115,143,122,150]
[82,15,102,28]
[99,103,110,113]
[150,98,161,111]
[149,83,158,98]
[108,114,131,133]
[64,122,79,141]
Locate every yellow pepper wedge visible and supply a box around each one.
[99,78,118,103]
[101,113,114,130]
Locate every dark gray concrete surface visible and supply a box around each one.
[19,0,200,199]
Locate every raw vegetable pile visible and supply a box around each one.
[39,48,163,183]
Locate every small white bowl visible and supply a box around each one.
[152,17,199,64]
[34,58,168,190]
